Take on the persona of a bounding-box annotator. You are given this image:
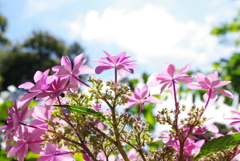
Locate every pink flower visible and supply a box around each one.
[149,63,192,94]
[122,85,162,110]
[225,110,240,126]
[30,105,53,128]
[0,100,33,142]
[96,152,115,161]
[191,118,219,141]
[153,131,204,157]
[153,131,178,147]
[193,124,219,135]
[19,70,69,109]
[52,53,94,92]
[92,51,139,78]
[7,127,43,161]
[38,143,75,161]
[232,154,240,161]
[36,76,68,108]
[18,69,51,107]
[182,138,205,157]
[187,71,233,107]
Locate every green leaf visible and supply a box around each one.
[54,105,106,120]
[129,79,139,91]
[152,94,161,99]
[142,73,149,84]
[194,133,240,160]
[74,153,84,161]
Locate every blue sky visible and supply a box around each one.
[0,0,239,77]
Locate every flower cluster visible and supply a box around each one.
[0,51,238,161]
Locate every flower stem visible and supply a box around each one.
[172,80,184,161]
[73,75,95,90]
[204,89,212,109]
[114,68,117,89]
[20,123,59,135]
[198,89,212,121]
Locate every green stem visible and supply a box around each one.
[96,81,129,160]
[92,126,117,145]
[111,108,129,161]
[136,130,146,161]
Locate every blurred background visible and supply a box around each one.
[0,0,240,160]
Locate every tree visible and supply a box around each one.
[0,14,10,47]
[0,15,85,91]
[211,10,240,106]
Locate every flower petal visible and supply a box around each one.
[229,121,240,126]
[117,68,128,77]
[195,73,206,82]
[95,65,112,74]
[214,88,234,98]
[73,52,85,66]
[175,75,192,83]
[78,65,95,75]
[187,82,207,90]
[18,82,34,90]
[207,124,219,133]
[60,56,72,71]
[146,96,162,104]
[160,82,170,93]
[162,63,175,77]
[103,50,111,57]
[231,110,240,116]
[140,85,148,99]
[213,81,231,87]
[148,79,161,86]
[177,63,191,76]
[121,102,138,109]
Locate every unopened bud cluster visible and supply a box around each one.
[146,146,177,161]
[88,78,130,106]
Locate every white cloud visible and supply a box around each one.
[64,4,235,68]
[81,5,189,57]
[63,18,83,40]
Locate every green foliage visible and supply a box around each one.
[74,153,84,161]
[23,31,68,58]
[213,53,240,105]
[194,133,240,160]
[25,152,40,161]
[68,42,84,59]
[0,14,7,33]
[142,72,149,84]
[0,101,13,126]
[0,51,57,89]
[0,150,14,161]
[23,31,84,59]
[142,102,156,132]
[211,10,240,46]
[128,78,138,91]
[0,149,41,161]
[0,14,10,46]
[210,10,240,106]
[54,105,106,120]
